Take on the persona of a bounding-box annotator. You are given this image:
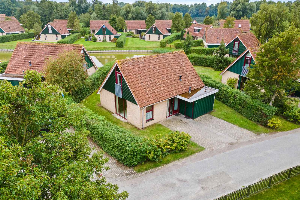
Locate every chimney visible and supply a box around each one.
[179,75,182,81]
[189,87,191,94]
[29,61,31,66]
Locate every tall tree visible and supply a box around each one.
[79,13,91,28]
[171,12,184,33]
[20,10,41,30]
[291,0,300,28]
[183,13,192,28]
[203,16,213,25]
[121,4,133,20]
[223,16,235,28]
[230,0,251,19]
[109,14,118,30]
[116,16,126,31]
[244,26,300,105]
[217,2,229,20]
[145,1,158,17]
[146,14,155,29]
[250,2,289,43]
[214,40,229,71]
[68,11,80,31]
[183,33,193,55]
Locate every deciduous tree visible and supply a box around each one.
[116,16,126,31]
[68,11,80,32]
[217,2,229,20]
[203,16,213,25]
[109,14,118,30]
[183,33,192,54]
[146,14,155,29]
[171,12,184,33]
[183,13,192,28]
[223,16,235,28]
[20,10,41,30]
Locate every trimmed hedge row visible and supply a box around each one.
[160,33,181,48]
[192,39,204,47]
[0,61,8,74]
[174,41,184,49]
[191,47,217,55]
[188,53,235,70]
[0,33,34,43]
[200,74,277,125]
[116,33,126,48]
[68,104,191,166]
[57,33,81,44]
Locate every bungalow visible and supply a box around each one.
[185,23,211,40]
[125,20,147,34]
[90,20,118,42]
[0,42,97,85]
[226,32,260,57]
[220,47,258,90]
[145,20,172,41]
[203,28,242,48]
[0,14,24,35]
[40,19,70,42]
[97,51,218,129]
[219,19,250,33]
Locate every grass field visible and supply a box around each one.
[0,38,34,49]
[194,66,222,82]
[82,91,205,172]
[0,52,12,62]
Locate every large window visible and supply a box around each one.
[232,40,239,55]
[146,105,154,122]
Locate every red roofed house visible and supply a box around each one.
[0,14,24,36]
[0,42,98,85]
[40,19,71,42]
[125,20,147,34]
[145,20,172,41]
[203,28,242,48]
[219,20,250,33]
[90,20,119,42]
[185,23,211,40]
[97,51,218,129]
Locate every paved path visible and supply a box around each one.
[111,129,300,200]
[161,115,264,150]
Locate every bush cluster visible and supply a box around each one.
[200,74,277,125]
[57,33,81,44]
[227,77,238,89]
[174,41,184,49]
[192,39,204,47]
[0,33,34,43]
[0,61,8,73]
[68,104,191,167]
[116,33,126,48]
[160,33,181,48]
[188,53,235,70]
[190,47,217,55]
[267,118,282,129]
[152,48,174,54]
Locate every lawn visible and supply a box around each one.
[194,66,222,82]
[246,173,300,199]
[0,38,34,49]
[0,52,12,62]
[211,100,300,134]
[82,91,205,172]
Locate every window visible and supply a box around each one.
[45,34,47,40]
[146,105,154,122]
[241,52,252,76]
[232,40,239,55]
[152,26,155,33]
[56,34,58,40]
[109,35,111,41]
[148,35,150,40]
[116,71,122,85]
[158,35,160,40]
[48,25,52,33]
[102,27,106,35]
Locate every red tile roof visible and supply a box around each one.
[0,15,24,33]
[154,20,172,35]
[236,32,260,50]
[205,28,242,44]
[219,20,250,32]
[5,42,83,76]
[49,19,69,35]
[186,23,211,38]
[100,51,205,108]
[125,20,146,30]
[90,20,117,35]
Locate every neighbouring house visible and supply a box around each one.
[192,20,198,24]
[145,20,172,41]
[226,32,260,57]
[219,19,250,33]
[0,42,98,85]
[40,19,71,42]
[0,14,24,36]
[125,20,147,34]
[185,23,211,40]
[90,20,119,42]
[97,51,218,129]
[220,47,258,90]
[203,28,242,48]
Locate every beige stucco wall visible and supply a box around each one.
[100,89,115,113]
[145,34,163,41]
[127,100,142,129]
[222,71,240,88]
[126,29,137,34]
[96,35,114,42]
[87,67,96,76]
[142,100,168,128]
[40,34,61,42]
[0,32,6,36]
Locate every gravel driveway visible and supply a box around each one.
[160,114,266,150]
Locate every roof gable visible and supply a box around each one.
[0,18,24,33]
[186,23,211,38]
[90,20,117,35]
[95,24,114,35]
[205,28,242,44]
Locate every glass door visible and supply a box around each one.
[168,98,179,117]
[116,96,127,119]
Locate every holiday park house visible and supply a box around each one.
[219,19,251,33]
[203,28,242,48]
[39,19,71,42]
[0,14,24,36]
[145,20,172,41]
[90,20,119,42]
[185,23,211,40]
[125,20,147,35]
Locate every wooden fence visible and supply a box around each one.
[216,165,300,200]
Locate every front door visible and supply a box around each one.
[116,96,127,119]
[168,98,179,117]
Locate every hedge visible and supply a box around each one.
[68,104,191,166]
[191,47,217,55]
[160,33,181,48]
[200,74,277,125]
[188,53,235,70]
[192,39,204,47]
[0,33,34,43]
[174,41,183,49]
[57,33,81,44]
[0,61,8,74]
[116,33,126,48]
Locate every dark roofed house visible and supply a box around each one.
[204,28,242,48]
[125,20,147,34]
[185,23,211,40]
[219,19,250,33]
[90,20,119,42]
[98,51,218,129]
[0,14,24,36]
[40,19,70,42]
[145,20,172,41]
[0,42,98,85]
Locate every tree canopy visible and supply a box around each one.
[183,13,192,28]
[146,14,155,29]
[67,11,80,32]
[223,16,235,28]
[171,12,184,33]
[20,10,41,30]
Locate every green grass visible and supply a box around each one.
[82,91,205,171]
[90,52,153,65]
[0,38,34,49]
[0,52,12,62]
[211,100,300,134]
[194,66,222,82]
[246,173,300,199]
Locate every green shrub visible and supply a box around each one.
[188,53,235,70]
[227,77,238,89]
[160,39,167,48]
[57,33,81,44]
[192,39,204,47]
[84,35,89,41]
[160,33,181,48]
[0,33,34,43]
[283,107,300,123]
[0,61,8,74]
[174,41,184,49]
[116,33,126,48]
[200,74,277,125]
[152,48,174,54]
[111,38,117,43]
[80,27,90,37]
[92,35,97,42]
[267,118,282,129]
[132,34,140,38]
[190,47,217,55]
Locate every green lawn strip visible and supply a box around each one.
[246,173,300,200]
[0,38,34,49]
[82,91,205,171]
[211,100,300,134]
[125,37,160,48]
[0,52,12,62]
[194,66,222,82]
